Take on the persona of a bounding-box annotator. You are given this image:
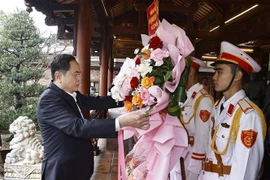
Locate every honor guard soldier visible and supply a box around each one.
[170,57,214,180]
[199,41,267,180]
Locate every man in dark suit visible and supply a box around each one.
[37,54,150,180]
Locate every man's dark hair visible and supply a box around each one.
[50,54,76,81]
[202,77,208,80]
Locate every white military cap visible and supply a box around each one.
[212,41,261,74]
[190,56,206,70]
[199,67,215,73]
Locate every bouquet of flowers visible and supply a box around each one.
[111,19,194,180]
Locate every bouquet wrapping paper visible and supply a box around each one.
[112,19,194,180]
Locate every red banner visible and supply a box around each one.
[147,0,159,36]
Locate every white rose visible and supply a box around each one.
[111,86,123,102]
[139,63,153,77]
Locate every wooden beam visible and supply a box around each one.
[58,32,73,40]
[94,27,103,34]
[57,24,73,39]
[186,30,221,38]
[191,0,270,4]
[223,6,267,29]
[194,40,221,58]
[90,44,101,49]
[103,0,119,9]
[110,25,220,38]
[26,1,76,15]
[92,0,108,27]
[134,3,197,14]
[26,0,47,12]
[91,37,102,42]
[223,9,270,45]
[45,17,74,26]
[48,4,77,11]
[195,6,270,57]
[109,25,147,35]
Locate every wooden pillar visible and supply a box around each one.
[108,37,114,89]
[99,28,109,96]
[76,0,91,96]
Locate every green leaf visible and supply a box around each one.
[168,100,181,116]
[164,71,172,82]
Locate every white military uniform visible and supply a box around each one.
[199,89,265,180]
[170,83,213,180]
[199,41,266,180]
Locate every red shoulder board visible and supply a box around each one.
[241,129,258,149]
[199,110,211,122]
[191,91,197,99]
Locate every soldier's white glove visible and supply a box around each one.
[186,171,199,180]
[178,102,184,107]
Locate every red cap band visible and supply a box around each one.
[191,61,200,70]
[219,52,253,74]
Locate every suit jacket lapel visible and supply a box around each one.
[76,98,85,117]
[68,97,83,118]
[49,82,84,118]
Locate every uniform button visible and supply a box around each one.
[222,135,225,138]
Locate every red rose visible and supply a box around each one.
[135,57,141,65]
[124,95,133,102]
[149,36,163,49]
[130,77,139,89]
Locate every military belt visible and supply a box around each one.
[202,159,231,176]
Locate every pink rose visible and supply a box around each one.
[150,48,169,66]
[141,88,156,106]
[120,78,131,98]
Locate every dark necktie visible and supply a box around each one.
[220,103,224,114]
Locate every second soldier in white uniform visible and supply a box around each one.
[170,57,214,180]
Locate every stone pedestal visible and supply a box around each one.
[4,163,41,180]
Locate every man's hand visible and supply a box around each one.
[0,146,2,150]
[118,112,150,130]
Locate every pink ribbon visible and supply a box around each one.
[118,130,127,180]
[117,87,188,180]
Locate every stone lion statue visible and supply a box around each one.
[5,116,44,165]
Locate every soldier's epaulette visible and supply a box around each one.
[238,98,254,114]
[200,89,209,97]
